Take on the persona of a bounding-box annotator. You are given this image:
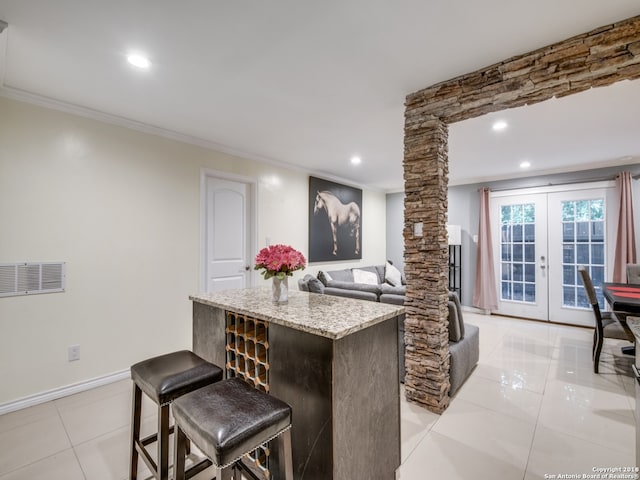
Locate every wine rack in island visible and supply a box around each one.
[225,312,271,477]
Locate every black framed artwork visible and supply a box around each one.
[309,176,362,262]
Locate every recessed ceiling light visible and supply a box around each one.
[127,53,151,69]
[350,156,362,165]
[520,161,531,169]
[492,120,508,132]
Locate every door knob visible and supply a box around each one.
[245,265,251,271]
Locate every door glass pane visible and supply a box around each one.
[576,244,589,264]
[502,282,511,300]
[512,224,523,242]
[563,244,575,263]
[525,244,535,262]
[591,221,604,242]
[513,244,523,262]
[591,245,604,265]
[513,264,523,281]
[501,263,511,280]
[524,224,535,242]
[513,282,523,301]
[501,224,511,242]
[525,264,535,282]
[563,265,575,285]
[563,286,575,307]
[524,283,535,302]
[562,223,574,242]
[560,198,607,310]
[499,202,535,304]
[562,202,575,221]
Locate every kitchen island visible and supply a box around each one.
[190,288,404,480]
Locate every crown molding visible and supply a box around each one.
[0,85,382,192]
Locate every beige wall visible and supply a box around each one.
[0,96,387,405]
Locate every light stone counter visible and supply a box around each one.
[190,287,404,340]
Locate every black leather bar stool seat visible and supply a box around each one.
[129,350,223,480]
[172,377,293,480]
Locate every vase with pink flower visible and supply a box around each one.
[254,244,306,304]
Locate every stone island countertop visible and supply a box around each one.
[190,287,404,340]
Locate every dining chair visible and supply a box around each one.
[578,266,634,373]
[627,264,640,285]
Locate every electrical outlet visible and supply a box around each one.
[68,344,80,362]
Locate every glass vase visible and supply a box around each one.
[272,276,289,304]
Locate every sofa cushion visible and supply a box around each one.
[448,301,463,342]
[325,269,353,283]
[381,283,406,296]
[324,287,378,302]
[380,294,404,305]
[385,261,403,287]
[298,274,312,292]
[325,280,380,294]
[353,269,379,285]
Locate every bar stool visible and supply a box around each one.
[129,350,223,480]
[172,377,293,480]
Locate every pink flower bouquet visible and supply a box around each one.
[254,244,306,280]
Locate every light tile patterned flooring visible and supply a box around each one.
[0,313,636,479]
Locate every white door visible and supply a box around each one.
[491,183,616,325]
[491,193,549,321]
[204,176,253,292]
[547,187,616,326]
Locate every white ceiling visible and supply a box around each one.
[0,1,639,191]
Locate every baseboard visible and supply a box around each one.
[461,305,491,315]
[0,369,131,415]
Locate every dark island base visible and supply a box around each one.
[192,302,401,480]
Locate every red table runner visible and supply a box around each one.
[608,286,640,293]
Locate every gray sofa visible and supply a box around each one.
[298,264,479,396]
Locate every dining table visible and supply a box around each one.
[603,283,640,315]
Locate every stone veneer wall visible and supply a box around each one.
[404,15,640,413]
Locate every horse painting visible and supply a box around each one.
[313,190,360,256]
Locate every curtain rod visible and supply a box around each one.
[484,172,640,193]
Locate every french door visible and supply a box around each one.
[491,183,616,326]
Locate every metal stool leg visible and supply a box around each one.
[129,385,142,480]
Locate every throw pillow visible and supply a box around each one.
[385,261,403,287]
[352,268,379,285]
[307,277,325,294]
[317,270,332,286]
[447,302,463,342]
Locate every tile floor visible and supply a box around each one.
[0,313,636,479]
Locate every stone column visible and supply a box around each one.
[402,116,450,413]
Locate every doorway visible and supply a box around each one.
[201,170,256,293]
[491,182,616,326]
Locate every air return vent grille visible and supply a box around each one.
[0,262,66,297]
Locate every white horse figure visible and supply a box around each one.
[313,190,360,256]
